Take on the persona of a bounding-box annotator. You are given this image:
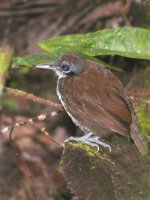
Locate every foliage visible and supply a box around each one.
[137,104,150,137]
[0,48,12,74]
[12,54,54,68]
[12,27,150,70]
[38,27,150,60]
[0,48,12,97]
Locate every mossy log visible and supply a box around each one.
[61,135,150,200]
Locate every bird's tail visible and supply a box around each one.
[130,114,147,155]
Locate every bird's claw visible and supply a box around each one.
[64,133,111,152]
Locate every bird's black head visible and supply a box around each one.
[36,53,86,78]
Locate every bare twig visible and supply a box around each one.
[10,142,41,200]
[1,112,61,146]
[2,87,62,146]
[4,87,63,110]
[81,0,132,24]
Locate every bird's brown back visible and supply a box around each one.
[58,60,146,153]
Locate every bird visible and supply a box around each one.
[36,52,146,154]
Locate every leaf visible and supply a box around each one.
[0,48,12,75]
[12,54,56,68]
[38,27,150,60]
[0,47,12,97]
[137,104,150,137]
[13,54,122,71]
[89,57,123,71]
[12,52,122,71]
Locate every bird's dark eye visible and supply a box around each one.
[61,64,70,71]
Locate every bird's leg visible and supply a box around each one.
[64,132,93,143]
[64,133,111,152]
[87,136,111,152]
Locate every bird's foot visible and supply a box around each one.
[64,133,111,152]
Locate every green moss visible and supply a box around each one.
[66,141,114,165]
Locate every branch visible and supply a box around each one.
[1,112,61,146]
[4,87,63,110]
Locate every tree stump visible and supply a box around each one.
[61,135,150,200]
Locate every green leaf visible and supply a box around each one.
[12,54,56,68]
[12,53,122,71]
[88,57,123,71]
[0,48,12,97]
[137,104,150,137]
[38,27,150,60]
[0,48,12,74]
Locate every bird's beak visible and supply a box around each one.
[35,62,56,70]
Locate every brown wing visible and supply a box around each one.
[59,63,131,136]
[59,61,146,153]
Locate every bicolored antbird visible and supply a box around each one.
[36,53,146,154]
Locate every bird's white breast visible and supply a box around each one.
[56,78,90,134]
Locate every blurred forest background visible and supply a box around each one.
[0,0,150,200]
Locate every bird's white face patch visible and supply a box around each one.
[55,70,67,78]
